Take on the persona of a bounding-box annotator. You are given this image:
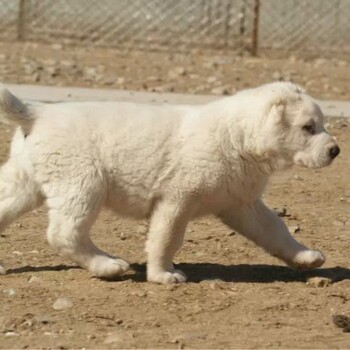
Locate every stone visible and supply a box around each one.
[306,276,332,287]
[51,43,63,50]
[4,288,17,296]
[211,86,230,95]
[288,225,300,233]
[52,297,73,310]
[0,262,6,275]
[168,66,186,79]
[28,276,42,284]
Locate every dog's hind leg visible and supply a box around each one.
[0,159,42,274]
[219,199,325,270]
[45,176,129,279]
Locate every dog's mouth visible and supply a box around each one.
[294,155,333,169]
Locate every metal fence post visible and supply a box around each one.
[252,0,260,56]
[17,0,26,41]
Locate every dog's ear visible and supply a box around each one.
[268,91,301,124]
[268,102,285,124]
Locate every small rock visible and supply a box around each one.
[211,86,230,95]
[4,331,19,337]
[104,331,133,345]
[136,225,148,235]
[120,233,127,241]
[104,333,121,344]
[152,86,167,93]
[51,43,63,50]
[60,60,76,69]
[272,71,282,81]
[52,297,73,310]
[12,250,23,256]
[35,314,54,325]
[46,66,60,77]
[306,276,332,287]
[168,66,186,79]
[275,207,288,217]
[103,75,117,85]
[333,219,346,227]
[166,284,178,291]
[172,331,206,343]
[42,59,57,66]
[23,64,36,75]
[28,276,42,284]
[4,288,17,296]
[288,225,300,233]
[0,262,6,275]
[84,67,97,80]
[207,76,217,84]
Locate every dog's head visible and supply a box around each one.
[258,82,340,170]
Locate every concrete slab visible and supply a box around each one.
[5,83,350,118]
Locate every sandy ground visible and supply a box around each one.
[1,42,350,349]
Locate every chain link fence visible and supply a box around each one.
[0,0,349,56]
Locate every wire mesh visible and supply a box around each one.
[0,0,349,56]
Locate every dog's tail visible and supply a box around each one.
[0,84,36,134]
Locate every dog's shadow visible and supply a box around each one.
[7,263,350,284]
[130,263,350,284]
[7,264,80,274]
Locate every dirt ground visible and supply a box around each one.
[1,42,350,349]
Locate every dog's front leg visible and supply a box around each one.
[146,200,190,284]
[219,199,325,270]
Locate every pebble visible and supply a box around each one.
[12,250,23,256]
[0,263,6,275]
[211,86,230,95]
[28,276,42,284]
[51,43,63,50]
[306,276,332,287]
[34,314,54,325]
[46,66,60,77]
[4,331,19,337]
[168,66,186,79]
[288,225,300,234]
[84,67,98,80]
[52,297,73,310]
[136,224,148,235]
[104,333,122,344]
[103,75,118,85]
[4,288,17,296]
[275,207,288,217]
[207,76,217,84]
[103,331,133,345]
[272,71,282,81]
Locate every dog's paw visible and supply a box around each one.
[289,250,325,271]
[147,269,187,284]
[0,262,6,275]
[89,256,130,278]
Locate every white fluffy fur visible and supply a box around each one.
[0,82,340,283]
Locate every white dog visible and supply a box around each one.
[0,82,340,283]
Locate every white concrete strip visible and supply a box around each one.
[5,83,350,118]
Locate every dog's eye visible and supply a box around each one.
[302,123,316,135]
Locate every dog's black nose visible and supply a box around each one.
[329,145,340,159]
